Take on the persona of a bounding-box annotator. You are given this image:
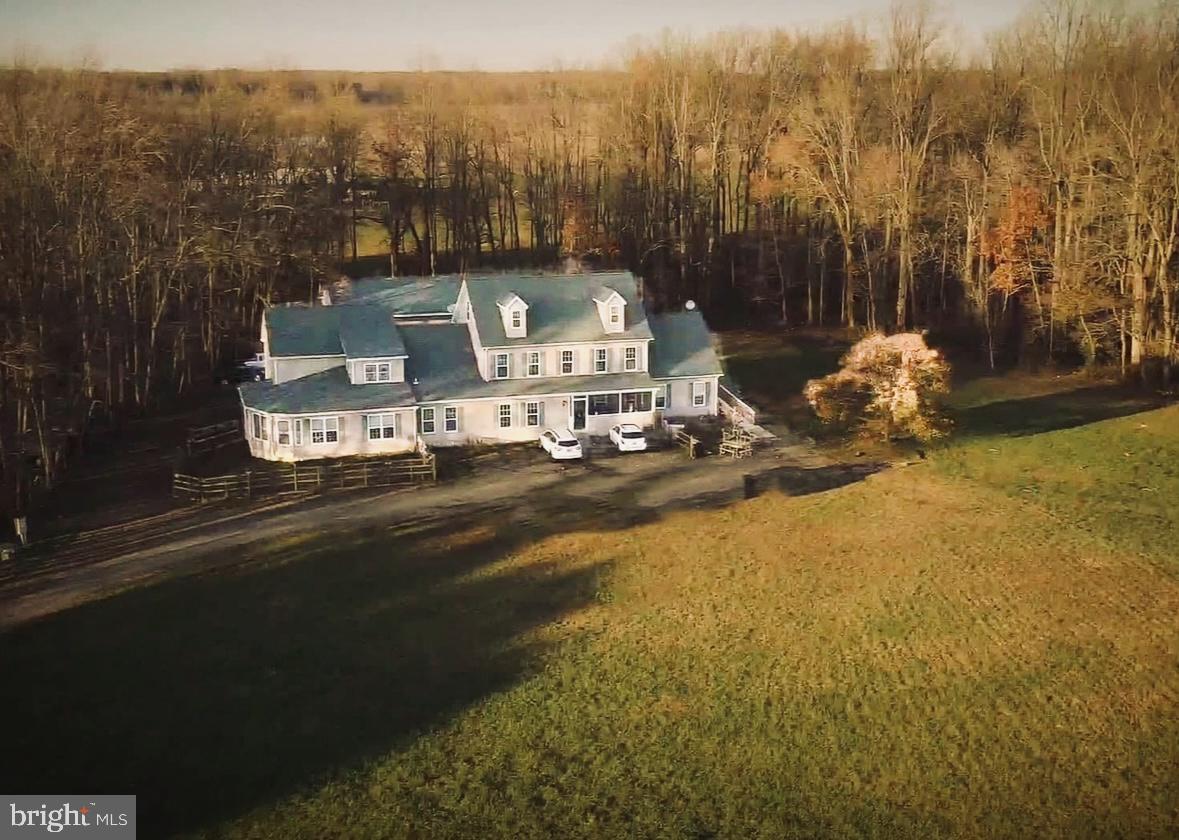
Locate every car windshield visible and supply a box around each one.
[621,430,644,439]
[558,439,580,447]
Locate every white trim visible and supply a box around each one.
[420,407,436,434]
[341,354,409,361]
[525,401,541,427]
[444,406,459,432]
[367,413,400,440]
[479,338,652,350]
[276,418,292,446]
[494,352,510,379]
[525,350,541,378]
[692,381,707,407]
[560,349,575,375]
[593,347,608,374]
[240,405,413,419]
[363,361,393,383]
[624,346,638,371]
[266,353,346,360]
[497,402,513,429]
[309,416,339,444]
[414,384,660,407]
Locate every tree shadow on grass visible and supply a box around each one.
[0,451,889,837]
[954,384,1171,438]
[0,515,604,837]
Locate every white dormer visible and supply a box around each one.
[593,287,626,334]
[496,291,529,338]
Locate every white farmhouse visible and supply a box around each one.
[238,271,722,461]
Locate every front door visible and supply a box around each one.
[572,396,587,431]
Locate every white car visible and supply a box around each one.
[609,423,648,452]
[539,428,583,460]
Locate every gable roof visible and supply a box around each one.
[336,275,462,317]
[647,311,724,378]
[465,271,653,347]
[338,306,407,358]
[265,306,344,358]
[239,366,415,414]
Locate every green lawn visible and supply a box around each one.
[2,339,1177,838]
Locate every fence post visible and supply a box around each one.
[363,462,368,488]
[292,463,298,492]
[316,466,322,489]
[245,469,252,499]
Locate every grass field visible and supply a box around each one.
[2,334,1177,838]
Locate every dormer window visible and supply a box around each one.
[593,287,626,334]
[497,292,529,338]
[364,362,392,383]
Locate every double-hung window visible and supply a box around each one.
[561,350,574,374]
[494,353,509,379]
[276,419,291,445]
[692,381,707,408]
[498,403,512,428]
[511,309,522,329]
[444,407,459,432]
[594,347,607,374]
[251,412,262,439]
[368,414,398,440]
[655,385,668,410]
[310,416,339,444]
[420,407,436,434]
[364,362,392,383]
[624,347,638,371]
[609,304,621,326]
[526,351,541,377]
[525,401,540,427]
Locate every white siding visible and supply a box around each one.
[483,340,649,381]
[660,377,720,418]
[271,356,345,385]
[244,409,417,462]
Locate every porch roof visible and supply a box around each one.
[239,367,415,414]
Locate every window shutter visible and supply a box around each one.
[539,350,546,375]
[395,413,403,438]
[456,406,463,431]
[538,402,545,424]
[338,416,345,441]
[361,414,368,437]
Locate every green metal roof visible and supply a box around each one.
[239,366,415,414]
[338,306,407,358]
[647,311,724,378]
[265,306,343,357]
[400,323,661,403]
[344,276,462,316]
[465,271,653,347]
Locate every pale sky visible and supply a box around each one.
[0,0,1032,71]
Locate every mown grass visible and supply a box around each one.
[2,334,1177,838]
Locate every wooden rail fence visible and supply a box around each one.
[186,420,241,456]
[173,452,436,504]
[672,429,700,459]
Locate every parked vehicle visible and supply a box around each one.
[217,353,266,384]
[539,428,583,460]
[609,423,648,452]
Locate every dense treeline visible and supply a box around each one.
[2,0,1178,521]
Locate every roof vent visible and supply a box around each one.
[412,377,420,385]
[685,300,697,311]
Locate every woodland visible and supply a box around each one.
[2,0,1178,517]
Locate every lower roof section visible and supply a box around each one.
[239,366,415,414]
[399,323,663,402]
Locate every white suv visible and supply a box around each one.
[609,423,648,452]
[540,428,584,460]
